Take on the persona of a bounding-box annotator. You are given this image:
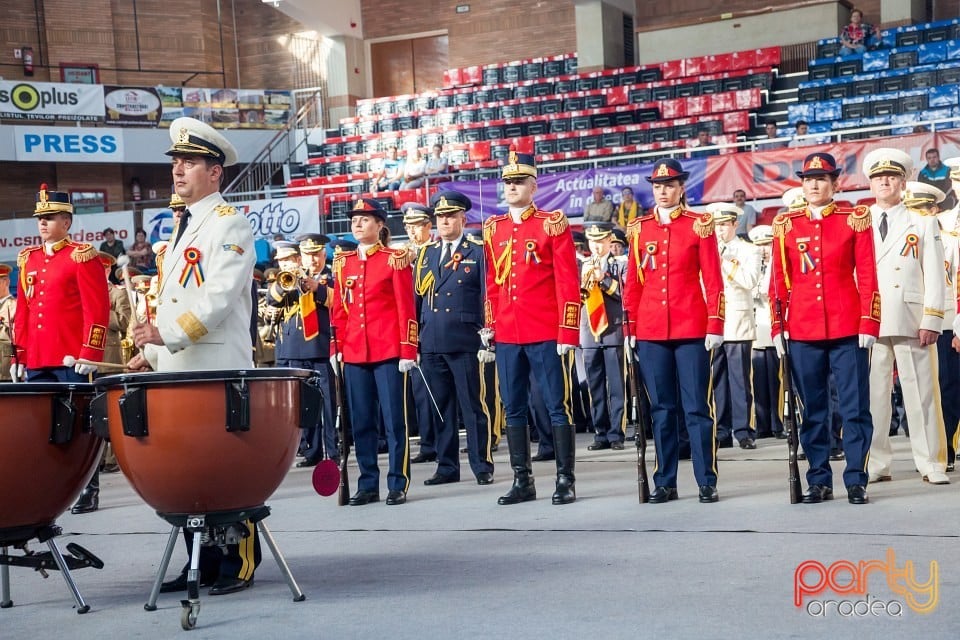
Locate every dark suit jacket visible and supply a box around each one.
[415,236,485,354]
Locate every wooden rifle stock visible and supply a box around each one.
[622,309,650,504]
[331,326,351,506]
[775,300,803,505]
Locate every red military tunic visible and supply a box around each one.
[483,205,581,345]
[622,209,725,339]
[331,243,418,363]
[768,203,880,340]
[14,239,109,368]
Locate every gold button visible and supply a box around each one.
[171,297,178,303]
[37,324,42,329]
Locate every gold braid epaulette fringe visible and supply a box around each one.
[691,211,714,238]
[70,243,97,263]
[16,246,36,268]
[772,213,794,238]
[847,205,872,232]
[482,215,499,244]
[541,210,569,236]
[332,253,348,275]
[388,248,413,270]
[626,218,643,240]
[214,204,237,217]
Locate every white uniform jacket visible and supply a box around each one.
[144,191,255,371]
[872,203,945,336]
[718,236,761,341]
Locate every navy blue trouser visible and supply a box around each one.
[711,340,754,443]
[279,358,336,460]
[496,340,573,429]
[421,351,493,478]
[635,339,716,489]
[789,337,872,488]
[583,346,625,444]
[344,360,410,493]
[751,347,783,437]
[937,331,959,463]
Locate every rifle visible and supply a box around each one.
[774,300,803,505]
[330,325,352,506]
[622,308,650,504]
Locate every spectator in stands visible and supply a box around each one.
[688,129,719,159]
[732,189,758,238]
[126,228,155,273]
[838,9,878,57]
[758,120,788,150]
[400,148,428,190]
[372,145,405,191]
[583,187,614,222]
[788,120,810,148]
[424,144,449,183]
[99,227,125,260]
[920,148,956,211]
[616,187,640,228]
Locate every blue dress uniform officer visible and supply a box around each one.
[331,199,418,506]
[483,151,582,505]
[580,222,627,450]
[622,159,726,504]
[266,234,337,467]
[414,190,495,485]
[401,202,441,464]
[769,152,881,505]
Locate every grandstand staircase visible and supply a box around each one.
[753,71,806,138]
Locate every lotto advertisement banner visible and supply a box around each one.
[455,131,960,223]
[0,211,135,263]
[142,196,320,245]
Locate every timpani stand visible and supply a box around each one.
[92,368,322,630]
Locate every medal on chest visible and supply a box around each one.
[796,241,816,273]
[524,240,541,265]
[178,247,205,287]
[900,234,919,259]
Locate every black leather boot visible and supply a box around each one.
[552,425,576,505]
[497,425,536,505]
[71,470,99,514]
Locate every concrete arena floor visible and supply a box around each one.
[2,434,957,640]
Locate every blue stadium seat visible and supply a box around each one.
[787,103,815,123]
[890,113,916,136]
[947,41,960,61]
[814,99,842,122]
[862,50,889,72]
[929,84,959,108]
[842,96,870,119]
[898,88,928,113]
[918,43,947,65]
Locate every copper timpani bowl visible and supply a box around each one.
[0,382,102,531]
[94,369,315,516]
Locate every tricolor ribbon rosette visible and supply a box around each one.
[900,234,919,259]
[797,241,816,274]
[343,277,356,304]
[640,241,658,271]
[524,240,541,265]
[178,247,205,287]
[446,252,464,270]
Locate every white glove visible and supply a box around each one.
[477,349,496,364]
[331,352,342,377]
[858,334,877,350]
[75,362,97,376]
[9,363,24,381]
[557,343,576,356]
[704,334,724,351]
[398,358,418,373]
[773,334,786,358]
[479,328,494,348]
[625,336,636,349]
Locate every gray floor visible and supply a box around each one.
[2,434,957,639]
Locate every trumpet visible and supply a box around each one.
[276,269,300,292]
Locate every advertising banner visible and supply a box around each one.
[103,86,163,126]
[0,211,135,262]
[0,80,104,122]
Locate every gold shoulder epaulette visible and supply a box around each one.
[482,214,502,243]
[626,217,643,240]
[539,209,569,236]
[16,246,39,267]
[70,243,97,263]
[467,234,483,246]
[690,210,714,238]
[214,204,237,217]
[388,248,413,270]
[332,252,351,274]
[772,212,800,238]
[847,205,872,232]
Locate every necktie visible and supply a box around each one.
[174,209,192,247]
[441,242,452,267]
[879,211,888,241]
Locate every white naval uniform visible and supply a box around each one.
[867,202,949,479]
[144,191,256,371]
[719,236,761,342]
